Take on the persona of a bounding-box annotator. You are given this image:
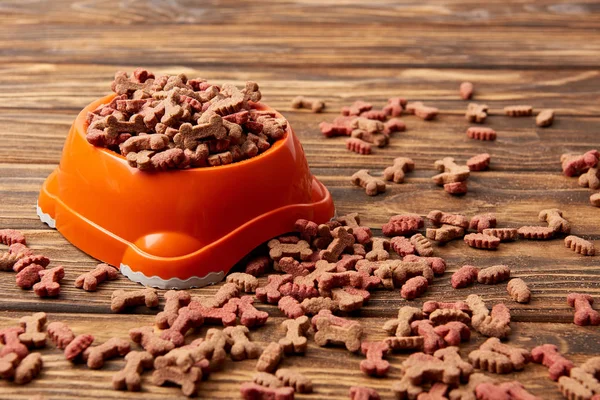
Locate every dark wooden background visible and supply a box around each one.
[0,1,599,399]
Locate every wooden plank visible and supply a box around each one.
[0,311,597,399]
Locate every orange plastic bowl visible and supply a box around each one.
[38,94,335,289]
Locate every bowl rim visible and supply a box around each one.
[79,93,292,172]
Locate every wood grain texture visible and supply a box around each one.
[0,0,599,399]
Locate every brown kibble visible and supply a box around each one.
[152,364,202,397]
[223,325,261,361]
[558,375,594,400]
[592,192,600,207]
[240,382,294,400]
[384,157,415,183]
[111,288,159,312]
[466,127,496,141]
[383,306,424,337]
[460,82,474,100]
[320,228,356,262]
[382,214,424,237]
[14,352,43,385]
[517,226,554,240]
[351,169,386,196]
[467,153,491,171]
[346,137,372,155]
[197,328,232,371]
[504,105,533,117]
[385,336,425,352]
[75,263,119,291]
[336,213,372,245]
[83,337,130,369]
[536,109,554,127]
[275,257,311,279]
[19,312,46,348]
[410,320,445,354]
[256,274,293,304]
[161,305,206,346]
[351,116,384,134]
[366,237,390,261]
[383,97,407,117]
[448,372,493,400]
[0,352,19,379]
[432,158,470,185]
[418,382,449,400]
[466,295,511,339]
[276,368,313,393]
[153,339,206,373]
[350,386,380,400]
[507,278,531,303]
[226,272,259,293]
[401,276,429,300]
[279,315,310,354]
[469,337,530,374]
[301,296,339,315]
[579,168,600,190]
[120,134,169,156]
[565,235,595,256]
[482,228,518,242]
[256,342,284,372]
[253,371,283,388]
[390,237,415,257]
[33,266,64,298]
[130,326,175,357]
[539,208,571,233]
[197,282,240,308]
[64,334,94,361]
[15,264,44,289]
[267,238,312,261]
[410,234,434,257]
[429,309,471,326]
[478,265,510,284]
[464,233,500,250]
[452,265,479,289]
[466,103,488,123]
[531,344,573,381]
[113,351,154,391]
[342,100,373,116]
[407,102,438,120]
[567,293,600,326]
[156,290,192,329]
[360,341,390,376]
[0,229,26,246]
[313,312,362,352]
[291,96,325,113]
[423,301,471,315]
[433,321,471,346]
[426,225,465,243]
[47,322,75,349]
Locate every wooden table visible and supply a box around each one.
[1,1,599,399]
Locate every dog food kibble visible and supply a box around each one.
[401,276,429,300]
[451,265,479,289]
[467,153,491,171]
[14,352,43,385]
[427,210,469,228]
[12,254,50,273]
[561,149,599,177]
[276,368,313,393]
[467,127,496,141]
[0,229,26,246]
[506,278,531,303]
[152,363,203,397]
[410,234,434,257]
[482,228,518,242]
[384,118,406,135]
[539,208,571,233]
[383,97,407,117]
[253,371,283,388]
[230,296,269,328]
[464,233,501,250]
[460,82,474,100]
[160,305,205,347]
[366,237,390,261]
[477,265,510,284]
[531,344,573,381]
[0,326,28,359]
[351,169,386,196]
[466,295,511,339]
[517,226,554,240]
[504,105,533,117]
[18,313,47,349]
[256,342,284,372]
[129,326,175,357]
[47,322,75,349]
[428,309,471,326]
[468,213,496,233]
[426,225,465,242]
[383,306,423,337]
[64,334,94,361]
[536,109,554,127]
[33,266,64,298]
[423,300,470,315]
[346,138,372,155]
[74,263,119,291]
[567,293,600,326]
[360,341,390,377]
[469,337,530,374]
[291,95,325,113]
[82,337,131,369]
[111,288,159,312]
[112,350,154,391]
[410,320,445,354]
[390,236,415,257]
[443,181,467,194]
[407,102,439,120]
[433,321,471,346]
[466,103,488,123]
[15,264,44,289]
[224,325,261,361]
[226,272,259,293]
[278,296,304,319]
[591,192,600,207]
[564,235,595,256]
[279,315,310,354]
[432,157,470,186]
[382,214,424,237]
[155,291,192,329]
[579,167,600,190]
[241,382,294,400]
[313,311,362,352]
[384,157,415,183]
[342,100,373,116]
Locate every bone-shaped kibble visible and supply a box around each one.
[256,342,284,373]
[111,288,159,312]
[468,214,496,233]
[12,254,50,273]
[152,364,202,397]
[245,255,271,277]
[278,296,304,319]
[579,167,600,189]
[33,266,64,298]
[432,158,470,185]
[319,116,353,138]
[469,337,530,374]
[384,157,415,183]
[275,368,313,393]
[567,293,600,326]
[153,339,206,372]
[155,290,192,329]
[0,352,19,379]
[360,341,390,376]
[279,316,310,354]
[318,270,363,296]
[426,225,464,243]
[130,326,175,357]
[531,344,573,381]
[223,325,260,361]
[253,371,283,388]
[195,282,239,309]
[267,239,312,261]
[113,351,154,391]
[464,233,500,250]
[351,117,384,135]
[482,228,518,242]
[411,320,445,355]
[240,382,294,400]
[0,229,26,246]
[256,274,293,304]
[120,134,169,156]
[197,328,232,371]
[300,296,339,315]
[382,214,424,237]
[565,235,595,256]
[336,213,372,244]
[366,237,390,261]
[229,296,269,328]
[466,295,511,339]
[331,288,364,312]
[291,96,325,113]
[188,300,236,326]
[383,97,407,117]
[342,100,373,116]
[274,257,310,279]
[359,109,386,121]
[83,337,130,369]
[418,382,449,400]
[18,312,47,348]
[477,265,510,284]
[75,263,119,291]
[429,309,471,326]
[427,210,469,228]
[384,118,406,135]
[351,169,386,196]
[507,278,531,303]
[539,208,571,234]
[467,126,496,141]
[14,352,43,385]
[433,321,470,346]
[47,321,75,350]
[406,101,438,120]
[226,272,259,293]
[294,218,318,241]
[410,234,434,257]
[64,334,94,361]
[561,150,599,177]
[465,103,488,123]
[504,105,533,116]
[0,326,28,359]
[320,228,356,262]
[314,317,362,352]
